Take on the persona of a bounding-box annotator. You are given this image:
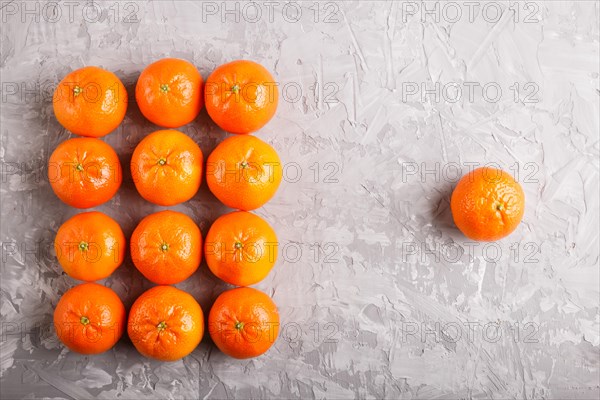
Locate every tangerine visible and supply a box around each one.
[136,58,203,128]
[208,287,279,359]
[205,211,277,286]
[48,138,122,208]
[131,130,203,206]
[130,211,202,284]
[451,166,525,241]
[128,286,204,361]
[53,66,127,138]
[206,135,281,210]
[54,283,125,354]
[205,60,277,134]
[54,211,125,281]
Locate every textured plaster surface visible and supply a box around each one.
[0,1,599,399]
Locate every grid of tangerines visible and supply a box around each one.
[50,58,282,361]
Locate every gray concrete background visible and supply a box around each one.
[1,1,599,399]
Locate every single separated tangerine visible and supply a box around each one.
[450,166,525,241]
